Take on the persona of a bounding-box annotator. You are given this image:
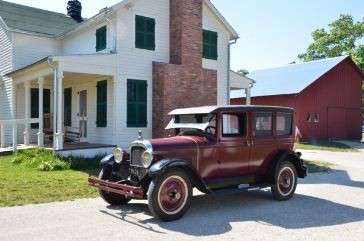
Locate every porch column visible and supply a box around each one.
[55,70,64,150]
[37,77,45,147]
[246,88,251,105]
[12,84,17,152]
[23,81,30,145]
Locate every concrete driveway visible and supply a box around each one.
[0,150,363,241]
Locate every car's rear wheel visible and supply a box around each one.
[147,169,192,221]
[271,161,297,201]
[98,166,130,205]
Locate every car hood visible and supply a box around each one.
[148,135,210,152]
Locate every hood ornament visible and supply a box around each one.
[138,130,143,141]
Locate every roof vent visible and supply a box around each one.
[67,0,83,23]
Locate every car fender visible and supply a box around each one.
[100,154,115,168]
[149,159,210,194]
[268,150,307,182]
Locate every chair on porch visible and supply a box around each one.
[64,126,81,144]
[43,113,53,140]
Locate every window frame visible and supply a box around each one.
[203,29,218,60]
[96,26,107,52]
[96,80,107,128]
[276,112,293,136]
[252,112,273,137]
[221,112,247,138]
[135,15,156,51]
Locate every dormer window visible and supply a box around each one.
[96,26,107,52]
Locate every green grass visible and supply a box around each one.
[295,141,356,152]
[304,159,334,173]
[0,149,101,207]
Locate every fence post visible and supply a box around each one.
[0,124,5,148]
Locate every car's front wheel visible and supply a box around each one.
[271,161,297,201]
[147,169,192,221]
[98,166,130,205]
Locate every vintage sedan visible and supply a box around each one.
[88,105,307,221]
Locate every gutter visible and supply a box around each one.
[47,57,57,154]
[227,37,239,105]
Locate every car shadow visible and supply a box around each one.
[102,190,364,236]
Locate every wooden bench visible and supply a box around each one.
[64,126,81,143]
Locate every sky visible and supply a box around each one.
[4,0,364,72]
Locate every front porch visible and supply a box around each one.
[5,54,118,156]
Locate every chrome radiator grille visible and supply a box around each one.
[131,146,145,166]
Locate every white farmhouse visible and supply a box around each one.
[0,0,249,156]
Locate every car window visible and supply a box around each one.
[276,113,293,136]
[222,113,246,137]
[253,112,272,136]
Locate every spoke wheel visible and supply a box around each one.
[148,169,192,221]
[271,161,297,201]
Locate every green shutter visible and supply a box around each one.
[96,80,107,127]
[135,15,155,51]
[31,89,51,129]
[127,79,147,127]
[203,30,218,60]
[64,88,72,126]
[96,26,107,52]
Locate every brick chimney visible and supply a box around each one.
[152,0,217,138]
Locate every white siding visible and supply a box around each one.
[62,16,117,55]
[0,24,13,144]
[202,2,230,105]
[114,0,170,148]
[12,33,61,70]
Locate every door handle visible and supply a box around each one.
[246,140,251,147]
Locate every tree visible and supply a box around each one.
[298,14,364,70]
[237,69,249,76]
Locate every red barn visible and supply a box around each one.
[231,56,364,141]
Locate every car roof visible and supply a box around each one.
[168,105,295,115]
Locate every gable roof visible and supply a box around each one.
[0,0,79,37]
[231,56,352,98]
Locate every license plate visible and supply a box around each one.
[129,166,145,177]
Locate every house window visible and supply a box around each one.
[306,113,311,122]
[135,15,155,51]
[96,80,107,127]
[127,79,147,127]
[276,113,293,136]
[253,112,272,136]
[31,88,50,129]
[96,26,107,52]
[314,113,320,123]
[64,88,72,126]
[203,29,218,60]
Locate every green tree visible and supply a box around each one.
[237,69,249,76]
[298,14,364,70]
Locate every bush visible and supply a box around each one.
[11,148,70,171]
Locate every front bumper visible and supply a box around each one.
[88,176,144,199]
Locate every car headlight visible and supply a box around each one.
[114,148,124,164]
[141,151,153,168]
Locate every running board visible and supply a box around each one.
[210,183,271,196]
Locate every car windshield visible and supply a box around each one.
[165,114,216,135]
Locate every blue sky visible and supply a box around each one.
[5,0,364,71]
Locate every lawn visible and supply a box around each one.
[295,141,356,152]
[0,151,100,207]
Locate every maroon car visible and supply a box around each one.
[88,105,307,221]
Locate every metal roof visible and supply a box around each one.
[0,0,79,37]
[231,56,349,98]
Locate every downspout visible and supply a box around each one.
[227,37,239,105]
[47,57,57,154]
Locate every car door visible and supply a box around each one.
[249,111,276,175]
[216,111,251,178]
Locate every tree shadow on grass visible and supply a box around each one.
[101,190,364,236]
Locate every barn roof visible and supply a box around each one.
[231,55,349,98]
[0,0,79,37]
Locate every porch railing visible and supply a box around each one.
[0,118,40,152]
